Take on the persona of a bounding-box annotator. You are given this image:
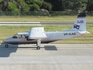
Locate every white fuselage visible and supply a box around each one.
[46,30,80,40]
[3,12,89,48]
[3,30,81,44]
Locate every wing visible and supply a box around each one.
[28,27,47,50]
[28,27,47,39]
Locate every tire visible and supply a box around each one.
[36,46,40,50]
[5,44,9,48]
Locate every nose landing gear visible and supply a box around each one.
[5,44,9,48]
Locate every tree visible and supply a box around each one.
[63,0,82,11]
[8,2,19,15]
[16,0,30,12]
[41,2,52,11]
[30,3,40,11]
[44,0,63,11]
[25,0,42,11]
[82,0,93,11]
[8,2,17,11]
[25,0,43,8]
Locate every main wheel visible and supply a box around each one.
[36,46,40,50]
[5,44,9,48]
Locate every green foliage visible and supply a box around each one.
[38,9,49,16]
[8,2,17,11]
[41,2,52,11]
[62,0,93,11]
[86,0,93,11]
[22,4,30,12]
[16,0,30,12]
[0,0,93,16]
[8,2,20,15]
[44,0,63,11]
[63,0,82,11]
[25,0,33,4]
[30,4,40,11]
[34,0,42,7]
[0,0,3,3]
[25,0,42,8]
[13,1,17,5]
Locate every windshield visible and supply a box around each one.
[12,34,18,38]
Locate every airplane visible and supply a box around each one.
[3,11,90,50]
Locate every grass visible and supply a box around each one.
[0,24,93,44]
[0,16,92,22]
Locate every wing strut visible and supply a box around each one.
[36,39,41,50]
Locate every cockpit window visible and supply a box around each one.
[12,34,26,39]
[12,34,18,38]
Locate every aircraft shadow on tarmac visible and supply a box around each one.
[0,44,18,57]
[0,44,57,57]
[44,45,57,50]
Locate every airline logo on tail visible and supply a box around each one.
[73,18,85,30]
[74,24,80,29]
[77,20,84,23]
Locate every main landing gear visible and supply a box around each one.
[36,46,40,50]
[36,39,41,50]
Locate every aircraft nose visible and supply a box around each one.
[3,38,9,43]
[3,39,7,43]
[3,38,12,43]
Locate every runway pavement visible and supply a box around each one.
[0,44,93,70]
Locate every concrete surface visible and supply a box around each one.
[0,44,93,70]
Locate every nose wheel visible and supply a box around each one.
[5,44,9,48]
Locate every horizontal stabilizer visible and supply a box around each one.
[78,31,90,34]
[29,27,47,39]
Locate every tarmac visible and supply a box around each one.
[0,44,93,70]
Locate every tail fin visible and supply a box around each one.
[72,11,86,31]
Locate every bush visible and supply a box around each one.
[41,2,52,11]
[25,0,42,7]
[50,11,78,16]
[34,0,42,7]
[38,9,49,16]
[30,4,40,11]
[22,4,30,12]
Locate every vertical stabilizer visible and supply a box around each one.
[72,12,86,31]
